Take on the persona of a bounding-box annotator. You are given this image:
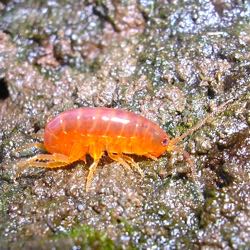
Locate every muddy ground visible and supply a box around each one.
[0,1,249,249]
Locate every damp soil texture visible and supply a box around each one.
[0,1,250,249]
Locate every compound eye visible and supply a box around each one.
[162,138,168,146]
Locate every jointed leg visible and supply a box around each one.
[17,141,87,178]
[16,153,71,177]
[85,158,101,192]
[145,154,158,161]
[86,145,103,191]
[108,152,144,177]
[120,154,144,177]
[16,154,70,177]
[108,152,132,173]
[17,152,70,166]
[17,153,69,166]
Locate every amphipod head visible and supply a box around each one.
[148,129,171,158]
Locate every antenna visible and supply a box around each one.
[167,99,233,151]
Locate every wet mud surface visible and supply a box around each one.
[0,1,249,249]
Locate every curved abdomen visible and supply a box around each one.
[44,107,167,157]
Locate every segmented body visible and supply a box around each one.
[19,107,169,191]
[44,107,168,159]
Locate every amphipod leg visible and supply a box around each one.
[85,159,100,192]
[108,152,133,173]
[17,142,87,177]
[108,153,144,177]
[17,153,69,166]
[86,145,103,192]
[16,153,70,177]
[145,154,158,161]
[120,154,144,177]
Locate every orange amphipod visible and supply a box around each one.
[17,103,230,191]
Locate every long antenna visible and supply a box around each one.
[168,99,233,150]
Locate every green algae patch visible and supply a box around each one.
[53,224,119,250]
